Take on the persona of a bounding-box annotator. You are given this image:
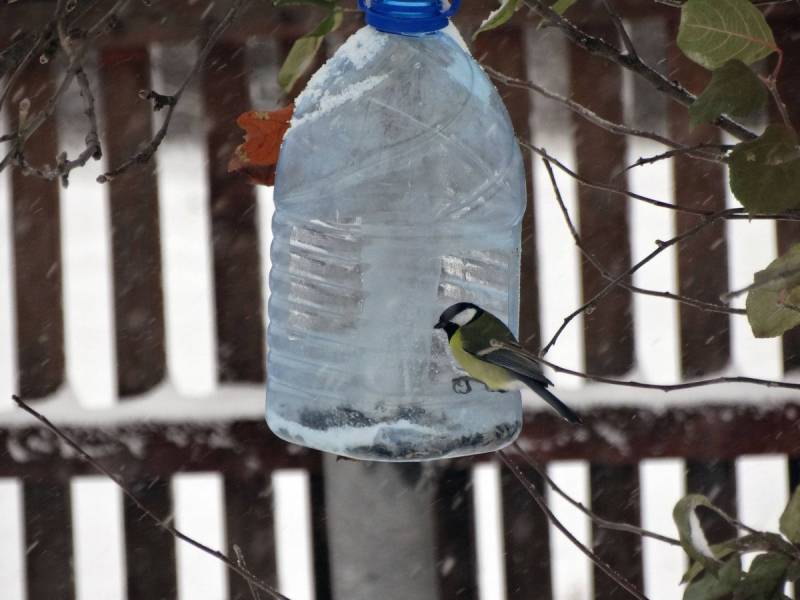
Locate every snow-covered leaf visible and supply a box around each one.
[677,0,777,70]
[729,124,800,215]
[746,244,800,338]
[674,495,739,573]
[780,485,800,544]
[278,7,343,92]
[473,0,520,38]
[689,60,767,127]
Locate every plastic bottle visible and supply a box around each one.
[266,0,527,461]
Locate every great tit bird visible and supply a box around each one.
[435,302,582,424]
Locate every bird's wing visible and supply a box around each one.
[474,343,553,387]
[458,312,552,386]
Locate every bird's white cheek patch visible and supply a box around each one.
[451,308,477,327]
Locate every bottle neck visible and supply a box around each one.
[358,0,460,35]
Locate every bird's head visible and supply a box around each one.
[434,302,483,338]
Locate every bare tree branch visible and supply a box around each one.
[523,0,757,141]
[762,73,795,132]
[234,544,263,600]
[527,350,800,391]
[540,157,745,316]
[520,141,715,216]
[615,143,732,179]
[0,23,54,112]
[11,395,290,600]
[9,14,103,185]
[484,65,724,163]
[97,0,249,182]
[0,0,128,176]
[722,265,800,302]
[536,208,733,353]
[601,0,637,59]
[497,449,651,600]
[509,442,682,546]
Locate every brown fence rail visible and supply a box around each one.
[2,1,800,599]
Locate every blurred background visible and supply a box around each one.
[1,0,800,599]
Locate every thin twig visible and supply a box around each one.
[520,141,714,216]
[700,503,761,537]
[509,442,681,546]
[540,158,744,316]
[615,143,732,179]
[0,0,123,175]
[491,338,800,391]
[11,395,290,600]
[536,208,734,353]
[497,449,651,600]
[601,0,637,59]
[98,0,249,181]
[484,65,721,163]
[529,352,800,391]
[234,544,263,600]
[0,29,48,112]
[721,265,800,301]
[11,15,104,185]
[762,75,794,132]
[523,0,757,142]
[0,54,81,172]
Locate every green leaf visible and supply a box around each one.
[746,244,800,338]
[473,0,520,38]
[551,0,579,15]
[787,561,800,582]
[689,60,767,127]
[729,124,800,215]
[674,495,728,573]
[677,0,778,70]
[278,7,343,92]
[733,553,790,600]
[680,533,793,585]
[684,557,742,600]
[779,485,800,544]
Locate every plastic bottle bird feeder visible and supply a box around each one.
[265,0,527,461]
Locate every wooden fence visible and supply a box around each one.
[1,0,800,599]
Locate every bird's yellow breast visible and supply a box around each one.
[450,329,513,391]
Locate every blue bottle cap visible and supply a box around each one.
[358,0,461,34]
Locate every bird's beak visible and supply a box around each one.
[434,320,444,329]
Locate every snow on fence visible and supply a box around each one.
[1,2,799,599]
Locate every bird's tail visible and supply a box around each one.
[520,377,582,424]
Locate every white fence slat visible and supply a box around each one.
[71,477,126,600]
[273,469,316,600]
[473,462,506,600]
[174,472,228,600]
[548,461,592,600]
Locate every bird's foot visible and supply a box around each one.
[452,376,473,394]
